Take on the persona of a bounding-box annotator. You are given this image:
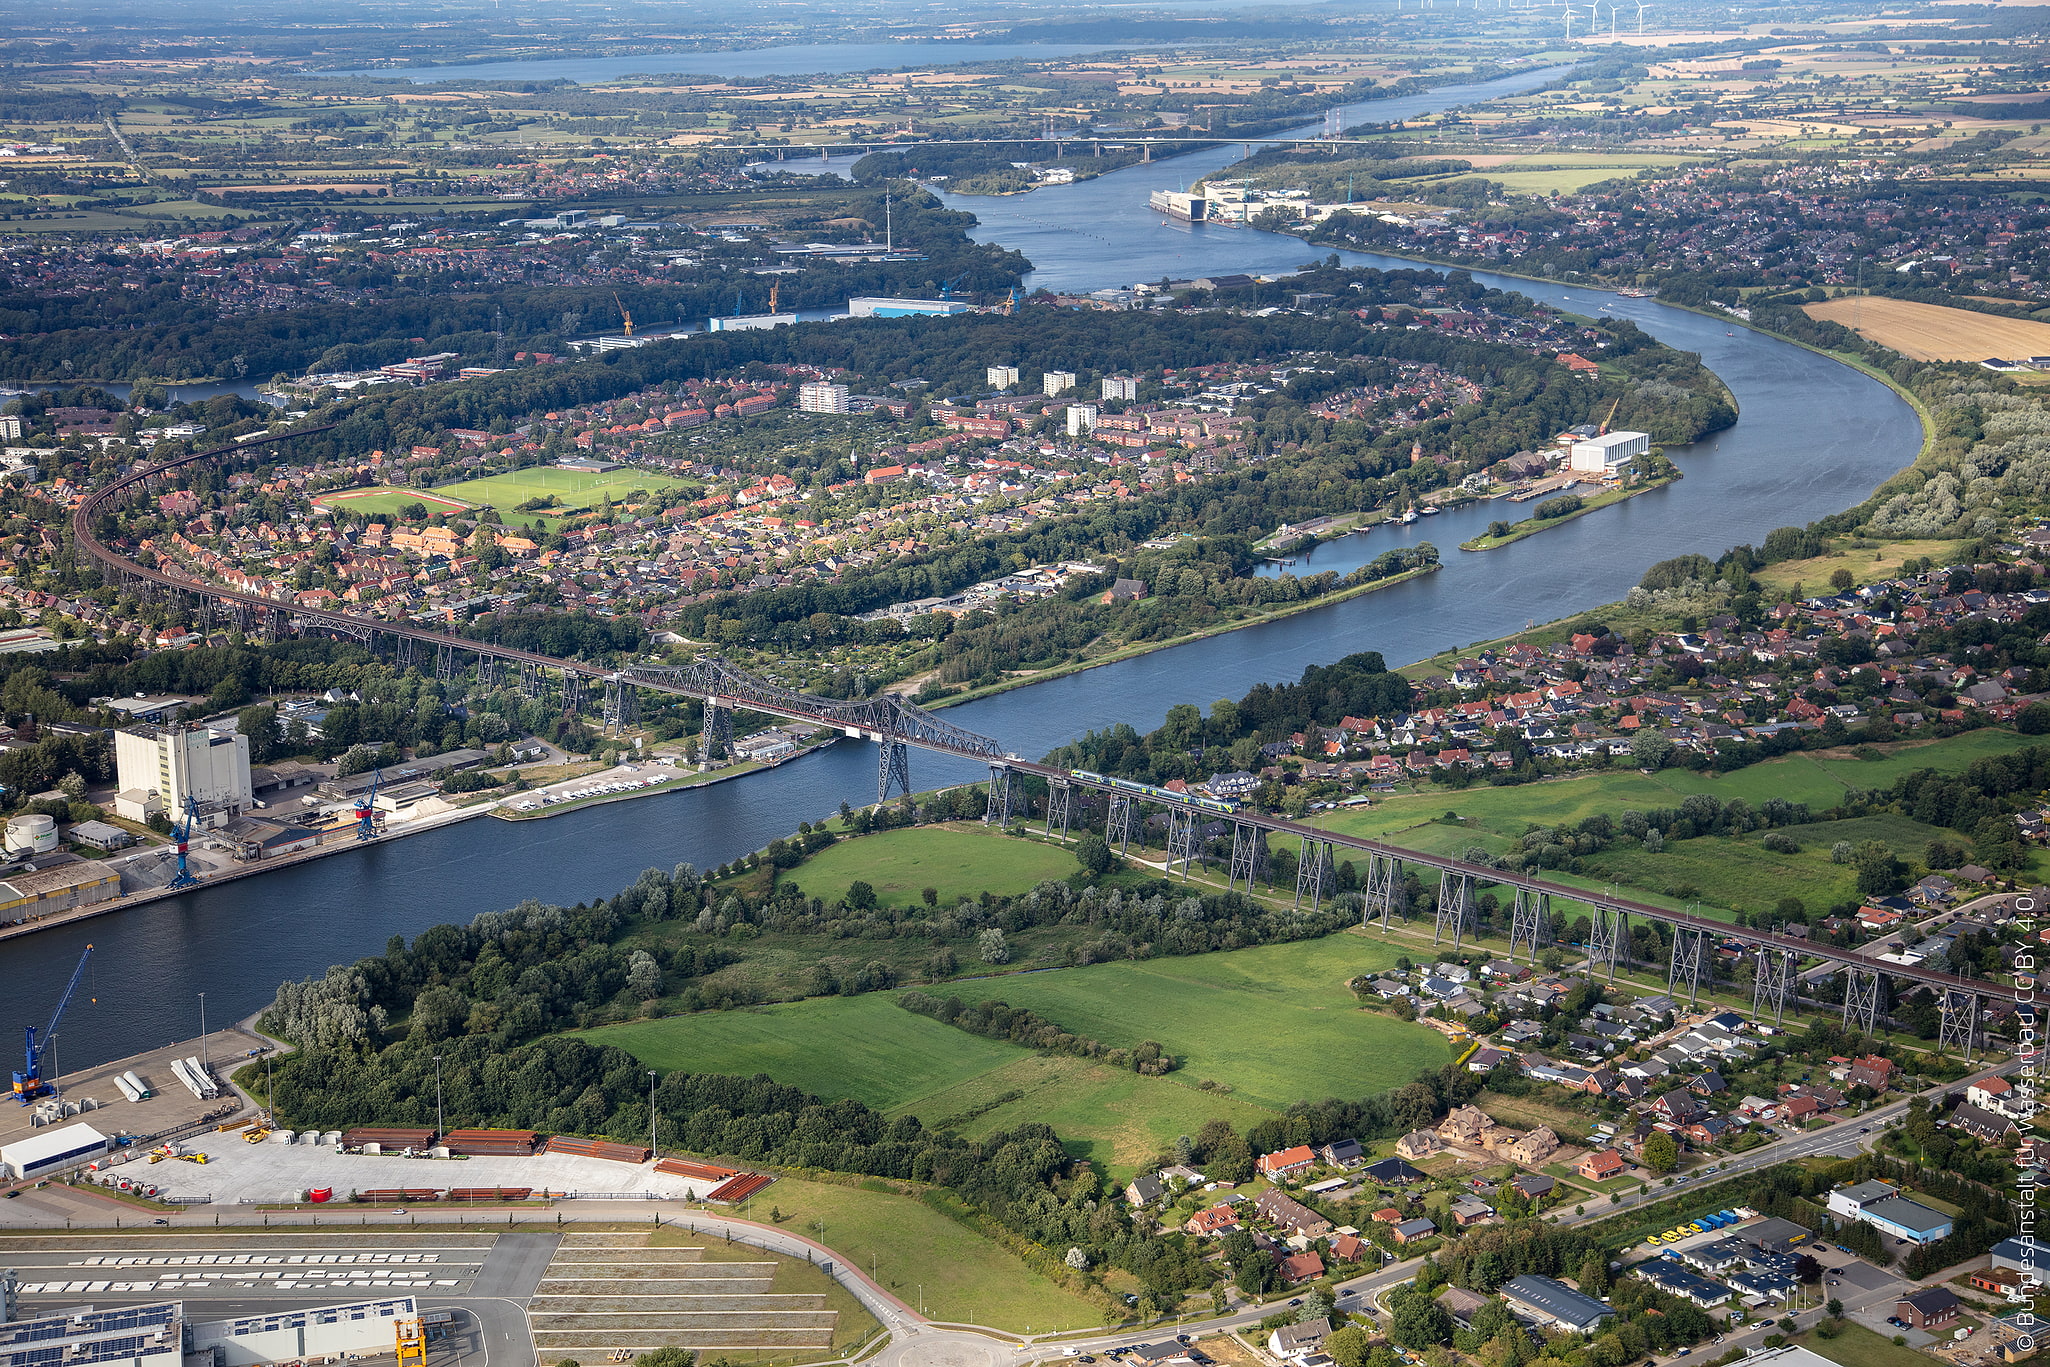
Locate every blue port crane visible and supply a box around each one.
[14,943,92,1104]
[354,767,383,841]
[938,274,969,301]
[166,794,201,891]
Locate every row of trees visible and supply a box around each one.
[898,992,1176,1073]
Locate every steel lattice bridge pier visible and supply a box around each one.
[74,429,2034,1055]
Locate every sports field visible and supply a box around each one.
[1802,295,2050,361]
[313,489,476,515]
[438,465,671,514]
[778,824,1085,908]
[315,465,672,521]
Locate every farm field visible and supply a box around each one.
[1802,295,2050,361]
[1446,165,1660,194]
[1750,537,1972,594]
[1313,730,2039,918]
[776,824,1085,908]
[1575,812,1960,918]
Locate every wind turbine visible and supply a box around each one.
[1563,4,1577,39]
[1636,0,1648,32]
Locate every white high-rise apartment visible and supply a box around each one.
[988,365,1020,389]
[1042,370,1077,397]
[1067,404,1098,436]
[1101,375,1138,401]
[798,382,851,414]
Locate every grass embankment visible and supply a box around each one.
[1458,473,1680,552]
[1312,728,2043,921]
[674,1173,1100,1331]
[585,923,1446,1178]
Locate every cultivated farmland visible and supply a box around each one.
[1802,295,2050,361]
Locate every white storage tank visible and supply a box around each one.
[268,1129,295,1144]
[5,814,56,855]
[322,1131,342,1146]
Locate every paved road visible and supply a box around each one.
[2,1045,2022,1367]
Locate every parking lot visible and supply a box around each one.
[4,1232,496,1301]
[503,761,684,814]
[93,1130,706,1206]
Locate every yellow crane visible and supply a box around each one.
[611,290,634,337]
[395,1320,427,1367]
[769,281,780,313]
[1599,396,1620,435]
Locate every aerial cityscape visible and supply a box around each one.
[0,7,2044,1367]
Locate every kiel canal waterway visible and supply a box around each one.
[7,69,1920,1072]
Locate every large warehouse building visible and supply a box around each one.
[189,1295,421,1366]
[1826,1179,1954,1245]
[0,1120,110,1180]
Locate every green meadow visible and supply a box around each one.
[583,931,1448,1179]
[777,825,1086,908]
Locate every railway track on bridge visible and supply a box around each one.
[70,427,2031,1054]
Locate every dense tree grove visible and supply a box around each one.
[0,191,1027,383]
[898,992,1176,1073]
[1048,650,1413,780]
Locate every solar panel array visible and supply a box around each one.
[0,1304,179,1367]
